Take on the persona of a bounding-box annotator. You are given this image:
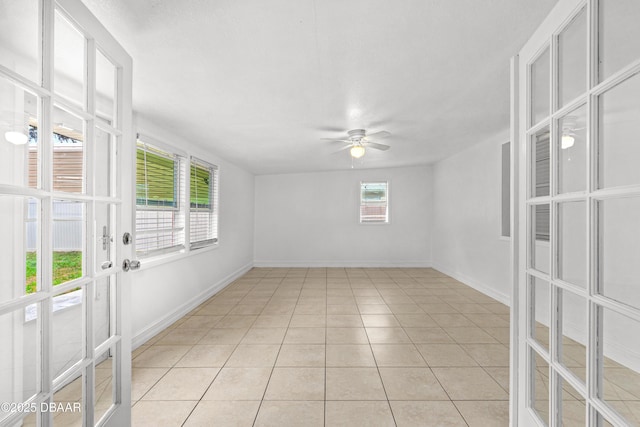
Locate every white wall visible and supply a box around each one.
[432,131,511,304]
[131,116,255,347]
[254,165,432,267]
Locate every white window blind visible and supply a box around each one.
[535,132,550,241]
[360,181,389,223]
[135,140,185,256]
[190,157,218,249]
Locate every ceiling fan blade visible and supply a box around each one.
[320,137,350,142]
[332,145,353,154]
[366,142,390,151]
[317,126,345,133]
[365,131,391,140]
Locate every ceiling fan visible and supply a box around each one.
[321,129,391,158]
[560,116,585,150]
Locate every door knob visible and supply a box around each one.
[122,259,141,272]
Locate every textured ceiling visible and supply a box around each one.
[82,0,558,174]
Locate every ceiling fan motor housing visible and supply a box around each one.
[347,129,367,140]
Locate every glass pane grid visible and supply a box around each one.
[530,46,551,127]
[525,2,640,426]
[529,275,551,354]
[54,10,86,108]
[596,196,640,311]
[528,203,551,275]
[557,104,587,195]
[559,373,587,426]
[530,127,551,198]
[52,371,84,426]
[596,71,640,191]
[598,0,640,82]
[2,4,125,426]
[558,7,587,108]
[529,347,551,425]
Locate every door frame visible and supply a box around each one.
[56,1,134,424]
[0,0,132,425]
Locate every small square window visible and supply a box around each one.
[360,181,388,223]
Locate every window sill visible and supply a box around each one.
[135,243,219,271]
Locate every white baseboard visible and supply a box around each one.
[431,261,511,306]
[253,260,432,268]
[132,262,254,350]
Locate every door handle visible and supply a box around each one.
[101,260,113,270]
[122,259,141,272]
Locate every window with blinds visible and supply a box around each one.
[135,140,185,256]
[534,132,550,241]
[190,157,218,249]
[360,181,389,223]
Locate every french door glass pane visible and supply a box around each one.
[558,7,587,108]
[0,77,39,187]
[558,201,587,288]
[52,287,84,379]
[601,307,640,425]
[0,0,39,82]
[531,204,550,274]
[0,196,39,303]
[560,377,586,426]
[531,127,550,197]
[530,276,550,352]
[52,373,83,426]
[599,414,616,427]
[96,49,116,124]
[531,47,551,126]
[597,73,640,189]
[52,107,85,193]
[558,105,587,194]
[54,11,85,107]
[0,306,39,425]
[598,197,640,311]
[95,129,114,197]
[95,348,115,424]
[52,200,85,286]
[94,276,115,349]
[531,349,550,425]
[559,288,587,383]
[598,0,640,82]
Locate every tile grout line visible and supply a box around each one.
[251,268,305,427]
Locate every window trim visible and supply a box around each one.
[359,180,390,225]
[133,133,220,262]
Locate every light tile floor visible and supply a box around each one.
[131,268,512,426]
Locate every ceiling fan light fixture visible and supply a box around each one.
[561,134,575,149]
[350,144,365,158]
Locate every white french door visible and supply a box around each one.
[0,0,133,426]
[515,0,640,425]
